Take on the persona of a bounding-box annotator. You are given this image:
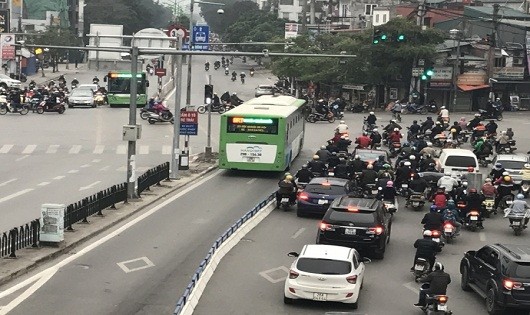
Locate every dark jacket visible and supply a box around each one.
[360,169,378,185]
[409,178,428,193]
[421,270,451,295]
[295,169,313,183]
[278,180,295,195]
[316,149,332,163]
[421,212,444,230]
[349,159,365,173]
[414,238,441,259]
[334,164,349,179]
[308,160,326,173]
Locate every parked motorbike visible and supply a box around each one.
[412,257,431,282]
[465,210,481,232]
[306,112,335,123]
[407,192,425,211]
[36,98,66,114]
[421,284,451,315]
[197,103,227,114]
[147,110,174,124]
[442,221,457,243]
[0,102,29,115]
[404,103,428,115]
[140,107,157,120]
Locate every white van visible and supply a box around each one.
[437,148,479,174]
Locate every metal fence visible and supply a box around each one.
[0,219,40,258]
[173,193,275,315]
[137,162,170,196]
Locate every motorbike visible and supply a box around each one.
[407,192,425,211]
[521,181,530,198]
[496,140,517,154]
[507,213,527,236]
[498,195,514,212]
[250,70,254,77]
[404,103,428,115]
[205,64,210,71]
[94,92,105,106]
[412,257,431,282]
[456,130,470,144]
[442,221,457,244]
[392,111,402,123]
[278,194,293,211]
[306,112,335,123]
[362,120,376,134]
[421,284,451,315]
[214,63,220,70]
[331,104,344,119]
[383,200,397,214]
[389,141,402,158]
[36,98,66,114]
[224,69,229,76]
[399,182,410,198]
[140,107,157,120]
[0,101,29,115]
[231,75,237,82]
[197,103,227,114]
[465,210,481,232]
[428,102,438,113]
[241,77,245,84]
[363,183,379,198]
[482,198,496,217]
[148,110,174,124]
[478,108,503,121]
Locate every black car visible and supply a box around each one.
[296,177,350,217]
[316,197,393,259]
[352,148,390,166]
[461,243,530,314]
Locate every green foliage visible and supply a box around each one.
[222,11,286,51]
[27,26,80,72]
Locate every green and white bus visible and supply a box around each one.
[219,95,306,171]
[104,71,149,108]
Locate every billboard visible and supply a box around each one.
[88,24,123,61]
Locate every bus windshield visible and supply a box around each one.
[108,77,146,94]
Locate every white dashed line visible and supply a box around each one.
[139,146,149,155]
[80,164,91,168]
[21,145,36,154]
[53,176,66,180]
[68,170,79,174]
[16,155,29,161]
[291,228,306,239]
[93,145,105,154]
[46,145,59,154]
[0,144,13,153]
[37,182,50,186]
[479,232,486,242]
[0,189,34,203]
[116,145,127,155]
[69,145,82,154]
[246,178,257,184]
[162,145,171,155]
[0,179,17,187]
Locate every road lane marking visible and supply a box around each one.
[46,145,59,154]
[80,164,91,168]
[99,166,110,171]
[37,182,50,186]
[479,232,486,242]
[0,189,34,204]
[68,169,79,174]
[0,169,222,309]
[0,144,13,153]
[21,145,36,154]
[403,281,419,294]
[162,145,171,155]
[79,181,101,191]
[15,155,29,161]
[0,179,17,187]
[53,176,65,180]
[69,145,82,154]
[92,159,102,163]
[246,178,257,184]
[291,227,306,239]
[139,146,149,155]
[259,266,290,283]
[116,257,155,273]
[116,145,127,154]
[93,145,105,154]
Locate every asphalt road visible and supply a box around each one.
[0,56,269,232]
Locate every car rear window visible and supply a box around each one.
[358,151,386,161]
[514,262,530,278]
[329,210,375,224]
[498,160,526,170]
[444,156,477,168]
[305,184,347,195]
[296,258,351,275]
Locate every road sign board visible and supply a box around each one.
[154,68,166,77]
[192,25,209,51]
[180,111,198,135]
[180,123,198,135]
[412,67,424,77]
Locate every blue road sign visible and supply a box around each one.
[192,25,209,51]
[180,123,198,135]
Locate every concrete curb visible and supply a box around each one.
[0,164,219,288]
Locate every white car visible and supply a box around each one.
[284,244,369,308]
[492,154,529,184]
[0,74,21,89]
[68,89,95,108]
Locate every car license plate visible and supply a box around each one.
[372,189,378,195]
[444,227,453,233]
[328,172,334,176]
[281,198,289,203]
[318,199,328,205]
[432,238,440,242]
[507,200,513,205]
[313,293,327,301]
[246,157,255,162]
[513,221,521,226]
[402,184,408,188]
[414,264,424,271]
[470,216,478,221]
[412,202,419,206]
[344,228,356,235]
[438,305,447,311]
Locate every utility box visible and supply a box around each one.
[122,125,142,141]
[40,204,65,243]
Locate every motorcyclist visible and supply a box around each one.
[421,117,435,133]
[71,78,79,88]
[348,155,365,175]
[481,178,497,198]
[415,135,428,152]
[240,72,246,82]
[419,154,436,172]
[231,71,237,79]
[473,137,493,159]
[383,119,402,134]
[409,173,428,195]
[224,67,229,75]
[366,111,377,125]
[495,175,515,209]
[391,100,402,120]
[355,132,371,149]
[388,128,402,144]
[221,91,231,104]
[437,172,458,197]
[308,155,326,176]
[506,127,514,140]
[504,194,530,227]
[315,99,330,116]
[370,128,382,149]
[408,155,419,171]
[496,130,510,152]
[360,164,378,189]
[275,175,297,208]
[336,135,351,152]
[430,121,444,137]
[486,120,498,136]
[422,205,444,231]
[92,76,100,85]
[330,98,342,117]
[448,121,462,140]
[249,66,255,76]
[414,262,451,307]
[295,165,314,184]
[214,60,221,69]
[335,120,349,135]
[395,161,412,187]
[378,180,398,203]
[458,117,467,130]
[212,93,221,106]
[411,230,441,273]
[327,152,341,169]
[490,163,506,182]
[373,155,388,172]
[316,145,332,163]
[58,74,66,84]
[442,200,461,235]
[432,187,449,210]
[438,106,449,123]
[463,189,485,228]
[454,181,468,202]
[467,113,482,130]
[409,120,421,137]
[204,61,210,70]
[522,164,530,192]
[334,160,350,179]
[230,93,243,106]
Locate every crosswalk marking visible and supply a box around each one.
[46,145,59,154]
[0,144,13,154]
[139,146,149,155]
[162,145,171,155]
[21,145,36,154]
[69,145,82,154]
[116,145,127,155]
[93,145,105,154]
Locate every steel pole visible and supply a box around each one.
[171,37,184,179]
[186,0,194,108]
[127,46,139,199]
[452,38,461,112]
[205,74,212,157]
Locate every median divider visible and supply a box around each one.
[0,219,40,259]
[173,193,276,315]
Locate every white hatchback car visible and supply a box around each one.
[284,244,368,308]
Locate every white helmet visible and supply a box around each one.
[475,113,480,117]
[423,230,432,237]
[409,155,416,160]
[373,128,378,132]
[404,161,411,166]
[394,128,399,131]
[441,106,445,109]
[444,171,451,176]
[340,120,345,124]
[369,111,374,115]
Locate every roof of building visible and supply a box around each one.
[465,6,530,19]
[436,39,473,51]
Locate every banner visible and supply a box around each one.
[1,33,15,60]
[0,10,9,33]
[285,23,299,39]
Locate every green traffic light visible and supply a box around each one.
[426,69,434,76]
[397,34,405,42]
[381,34,387,41]
[373,39,379,44]
[421,74,427,80]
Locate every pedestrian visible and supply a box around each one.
[75,58,78,69]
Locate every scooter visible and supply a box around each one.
[478,107,503,121]
[224,68,229,76]
[306,112,335,123]
[147,110,174,124]
[421,284,451,315]
[404,103,428,115]
[241,77,245,84]
[407,192,425,211]
[197,103,226,114]
[205,64,210,71]
[465,210,481,232]
[482,198,496,217]
[231,75,237,82]
[412,258,431,282]
[507,213,527,236]
[250,70,254,77]
[442,221,457,244]
[36,97,66,114]
[496,140,517,154]
[363,183,379,198]
[0,101,29,115]
[94,92,105,106]
[278,194,294,211]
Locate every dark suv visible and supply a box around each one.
[460,243,530,314]
[316,196,392,259]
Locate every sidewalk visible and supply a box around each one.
[0,154,217,287]
[27,63,89,86]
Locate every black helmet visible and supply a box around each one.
[413,120,417,124]
[427,116,432,120]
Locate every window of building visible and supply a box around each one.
[383,14,387,23]
[280,0,294,5]
[365,4,377,16]
[282,12,291,19]
[341,4,348,17]
[375,14,379,23]
[495,57,506,67]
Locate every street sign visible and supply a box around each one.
[180,111,198,136]
[192,25,210,51]
[154,68,166,77]
[412,67,424,77]
[418,59,425,66]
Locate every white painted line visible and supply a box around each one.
[68,145,82,154]
[246,178,257,184]
[162,145,171,155]
[0,144,13,153]
[0,179,17,187]
[67,170,79,174]
[0,189,34,204]
[139,146,149,155]
[53,176,65,180]
[79,181,101,191]
[93,145,105,154]
[99,166,110,171]
[291,227,306,239]
[403,281,419,294]
[479,232,486,242]
[92,159,102,163]
[0,169,222,310]
[21,145,36,154]
[116,166,127,172]
[37,182,50,187]
[116,145,127,155]
[80,164,91,168]
[46,145,59,154]
[259,266,290,284]
[15,155,29,161]
[116,257,155,273]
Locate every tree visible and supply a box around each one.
[223,11,286,50]
[29,26,79,73]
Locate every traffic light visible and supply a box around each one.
[396,33,406,42]
[204,84,213,104]
[421,68,434,81]
[372,29,388,45]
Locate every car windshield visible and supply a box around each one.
[0,74,11,80]
[258,86,273,91]
[498,160,526,170]
[514,262,530,277]
[329,210,375,224]
[305,183,347,195]
[296,258,351,275]
[445,156,477,168]
[71,90,93,97]
[357,151,385,161]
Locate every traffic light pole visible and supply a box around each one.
[171,37,184,179]
[206,74,213,157]
[127,46,139,200]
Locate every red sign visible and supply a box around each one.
[2,46,14,59]
[154,68,166,77]
[180,111,198,123]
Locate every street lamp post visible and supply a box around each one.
[450,29,461,112]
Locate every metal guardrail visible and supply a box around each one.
[173,193,275,315]
[0,219,40,258]
[137,162,170,196]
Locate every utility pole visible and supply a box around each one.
[126,45,139,200]
[410,0,426,102]
[488,4,500,83]
[301,0,307,33]
[185,0,195,109]
[171,36,184,179]
[310,0,315,25]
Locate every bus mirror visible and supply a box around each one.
[146,81,149,87]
